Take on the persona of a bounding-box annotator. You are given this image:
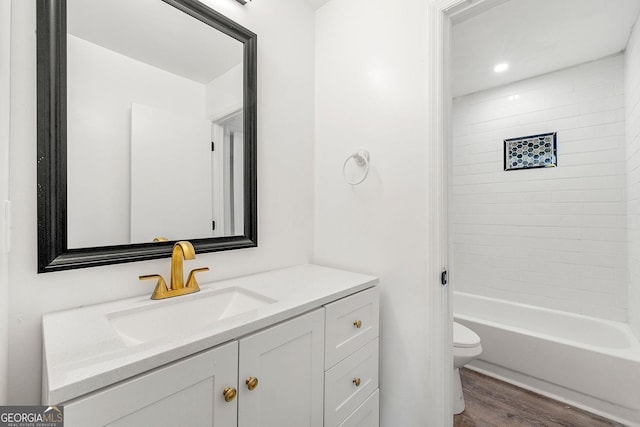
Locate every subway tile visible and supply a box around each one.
[574,72,622,93]
[547,83,615,108]
[583,201,626,215]
[627,183,640,200]
[579,94,624,115]
[579,240,627,255]
[550,189,624,203]
[580,227,627,242]
[453,150,498,166]
[558,148,625,167]
[452,202,524,215]
[577,288,626,308]
[548,110,617,131]
[628,21,640,333]
[517,202,584,215]
[453,193,498,205]
[470,140,502,155]
[560,135,622,154]
[452,54,629,322]
[560,121,625,142]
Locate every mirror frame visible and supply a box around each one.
[36,0,257,273]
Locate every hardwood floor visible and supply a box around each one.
[453,368,626,427]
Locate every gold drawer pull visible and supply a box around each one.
[246,377,259,391]
[353,320,362,329]
[353,377,361,387]
[223,387,237,402]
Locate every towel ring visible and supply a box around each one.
[343,150,370,185]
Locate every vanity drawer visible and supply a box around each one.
[338,389,379,427]
[325,286,379,368]
[324,338,379,427]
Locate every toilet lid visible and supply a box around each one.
[454,322,481,348]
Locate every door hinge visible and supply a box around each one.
[441,270,448,286]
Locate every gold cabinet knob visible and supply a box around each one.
[353,320,362,328]
[353,377,361,387]
[223,387,237,402]
[246,377,259,391]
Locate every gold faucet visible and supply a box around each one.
[139,241,209,300]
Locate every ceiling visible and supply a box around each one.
[67,0,243,84]
[306,0,332,11]
[452,0,640,97]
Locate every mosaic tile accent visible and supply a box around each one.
[504,132,557,171]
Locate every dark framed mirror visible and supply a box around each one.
[37,0,257,273]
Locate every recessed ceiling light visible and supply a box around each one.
[494,63,509,73]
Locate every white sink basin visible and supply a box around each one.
[108,287,277,346]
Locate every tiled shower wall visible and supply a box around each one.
[452,54,627,321]
[626,14,640,339]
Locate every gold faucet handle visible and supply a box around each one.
[186,267,209,290]
[139,274,169,300]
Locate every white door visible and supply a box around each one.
[210,122,225,237]
[238,309,325,427]
[230,131,244,234]
[64,342,238,427]
[130,103,212,242]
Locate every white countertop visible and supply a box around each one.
[42,264,378,404]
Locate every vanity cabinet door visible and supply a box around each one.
[238,308,324,427]
[63,341,238,427]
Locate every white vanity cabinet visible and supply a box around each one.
[63,309,325,427]
[324,287,380,427]
[63,341,239,427]
[238,308,325,427]
[43,265,380,427]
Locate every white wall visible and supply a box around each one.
[205,63,243,121]
[453,54,627,321]
[67,34,206,248]
[626,14,640,339]
[315,0,444,425]
[0,0,11,406]
[7,0,315,404]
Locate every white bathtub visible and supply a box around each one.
[454,291,640,426]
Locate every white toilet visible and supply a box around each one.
[453,321,482,414]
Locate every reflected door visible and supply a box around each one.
[130,103,212,242]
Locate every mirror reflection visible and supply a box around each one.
[66,0,245,248]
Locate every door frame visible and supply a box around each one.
[426,0,499,424]
[0,0,11,405]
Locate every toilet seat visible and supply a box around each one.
[454,322,480,348]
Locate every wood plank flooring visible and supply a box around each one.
[453,368,626,427]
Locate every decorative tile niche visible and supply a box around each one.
[504,132,557,171]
